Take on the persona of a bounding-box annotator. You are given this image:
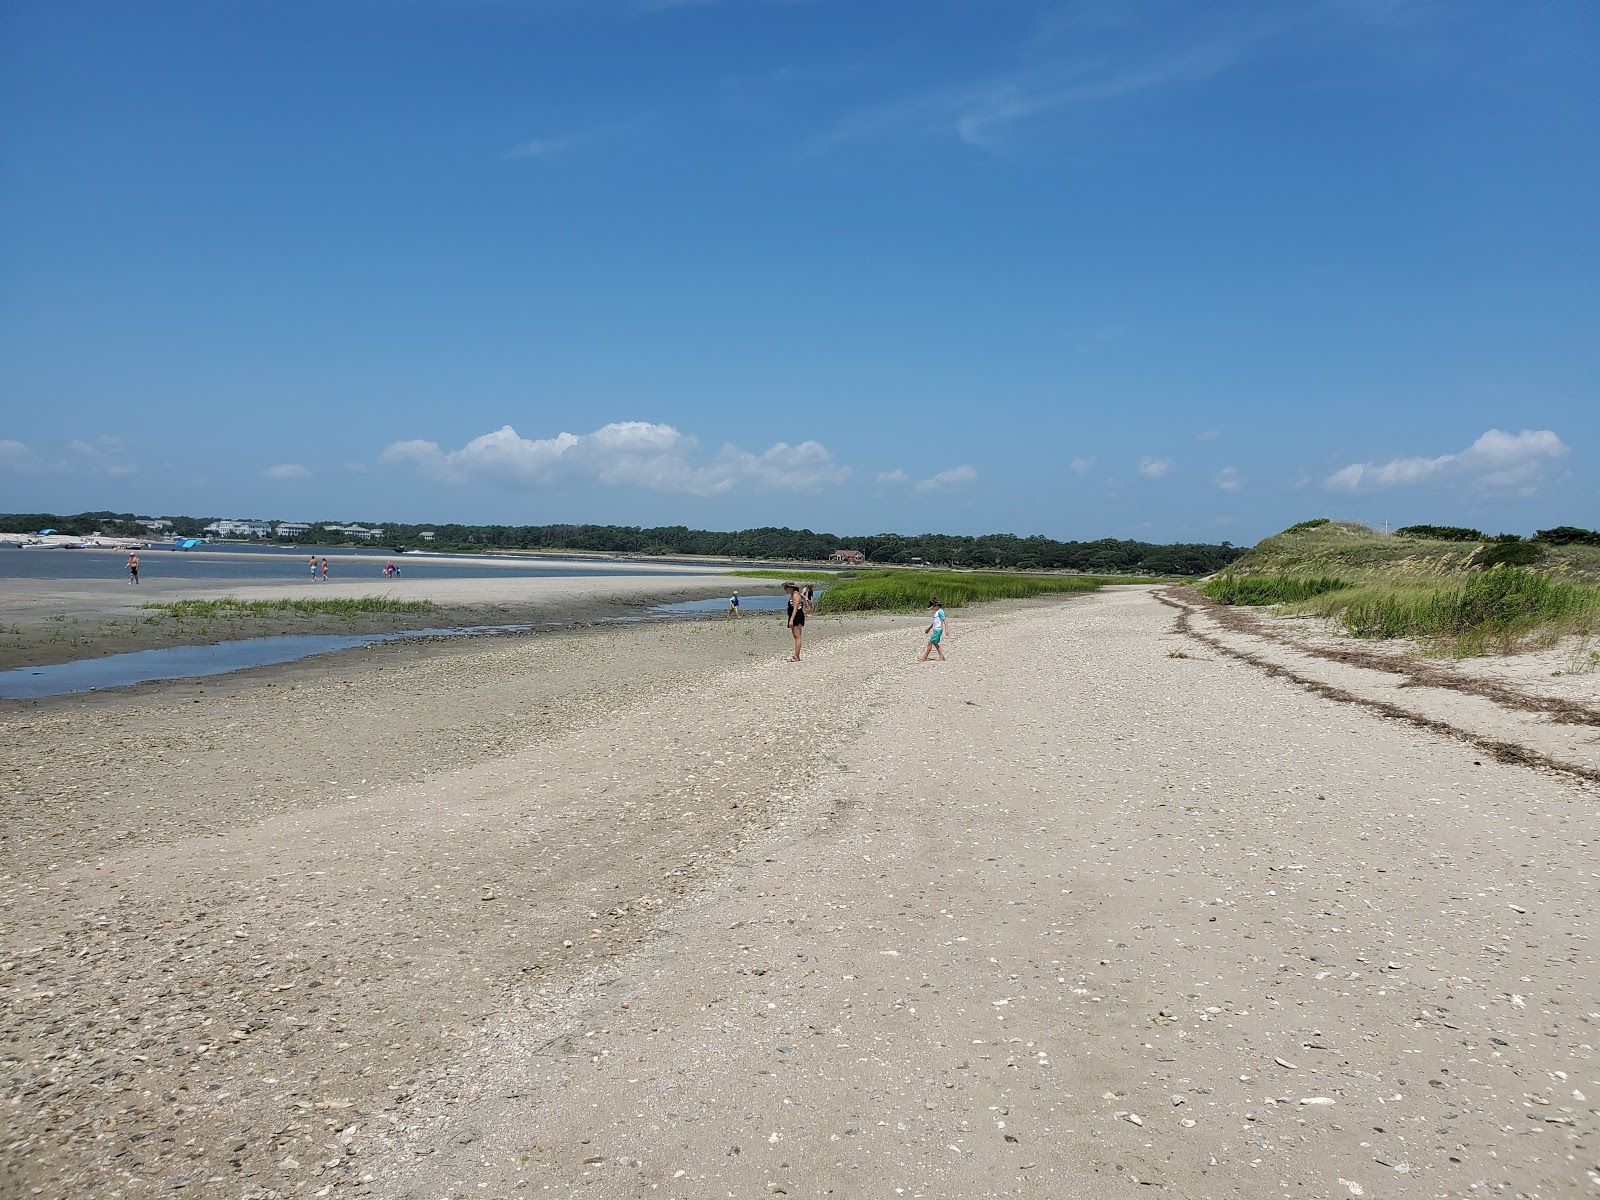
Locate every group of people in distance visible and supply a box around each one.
[730,582,947,664]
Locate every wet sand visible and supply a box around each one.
[2,585,1596,1199]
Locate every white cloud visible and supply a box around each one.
[1215,466,1244,492]
[876,469,911,485]
[1137,456,1174,479]
[1196,429,1223,442]
[380,421,851,496]
[264,463,310,480]
[1069,456,1095,476]
[1325,428,1569,496]
[914,464,978,493]
[0,439,34,470]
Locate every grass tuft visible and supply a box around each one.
[143,597,435,619]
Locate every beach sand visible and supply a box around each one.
[2,585,1596,1198]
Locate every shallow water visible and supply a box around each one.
[652,594,794,614]
[0,625,531,700]
[0,543,719,585]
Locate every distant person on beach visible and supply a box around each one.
[320,558,329,582]
[309,556,319,582]
[918,598,946,662]
[783,581,805,661]
[126,553,139,585]
[728,591,740,618]
[384,561,396,578]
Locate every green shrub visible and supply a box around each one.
[1283,518,1332,534]
[1535,525,1600,546]
[1471,541,1543,569]
[1394,525,1485,541]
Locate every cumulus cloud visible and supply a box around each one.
[1215,466,1245,492]
[1325,428,1569,496]
[1069,456,1095,476]
[380,422,851,496]
[911,464,978,493]
[1137,456,1174,479]
[875,469,911,486]
[263,463,310,480]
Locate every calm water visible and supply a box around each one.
[1,542,717,585]
[0,625,534,700]
[0,593,805,700]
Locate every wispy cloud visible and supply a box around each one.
[914,464,978,493]
[502,119,645,161]
[1325,428,1569,496]
[67,435,135,476]
[808,1,1435,158]
[1215,465,1244,491]
[263,463,310,481]
[1138,456,1174,479]
[808,6,1286,156]
[1196,429,1223,442]
[876,469,910,485]
[1069,456,1096,476]
[381,421,851,496]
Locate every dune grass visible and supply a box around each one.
[143,596,435,619]
[817,571,1116,613]
[1198,573,1351,606]
[1288,567,1600,655]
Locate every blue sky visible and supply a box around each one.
[1,0,1595,543]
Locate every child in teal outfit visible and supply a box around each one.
[918,598,946,662]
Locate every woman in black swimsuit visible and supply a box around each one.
[783,581,806,661]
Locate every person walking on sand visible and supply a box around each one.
[918,598,946,662]
[309,556,319,582]
[320,557,329,583]
[728,590,741,618]
[783,581,806,661]
[126,552,139,585]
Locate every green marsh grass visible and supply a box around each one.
[143,596,435,619]
[727,569,845,582]
[1199,573,1351,606]
[817,571,1115,613]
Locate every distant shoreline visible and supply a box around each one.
[0,568,760,677]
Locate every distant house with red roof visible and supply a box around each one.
[829,548,866,563]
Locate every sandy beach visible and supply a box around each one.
[3,584,1596,1199]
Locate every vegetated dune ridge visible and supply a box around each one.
[2,589,1596,1199]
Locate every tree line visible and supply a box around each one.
[2,510,1247,575]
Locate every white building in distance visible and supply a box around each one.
[205,519,273,538]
